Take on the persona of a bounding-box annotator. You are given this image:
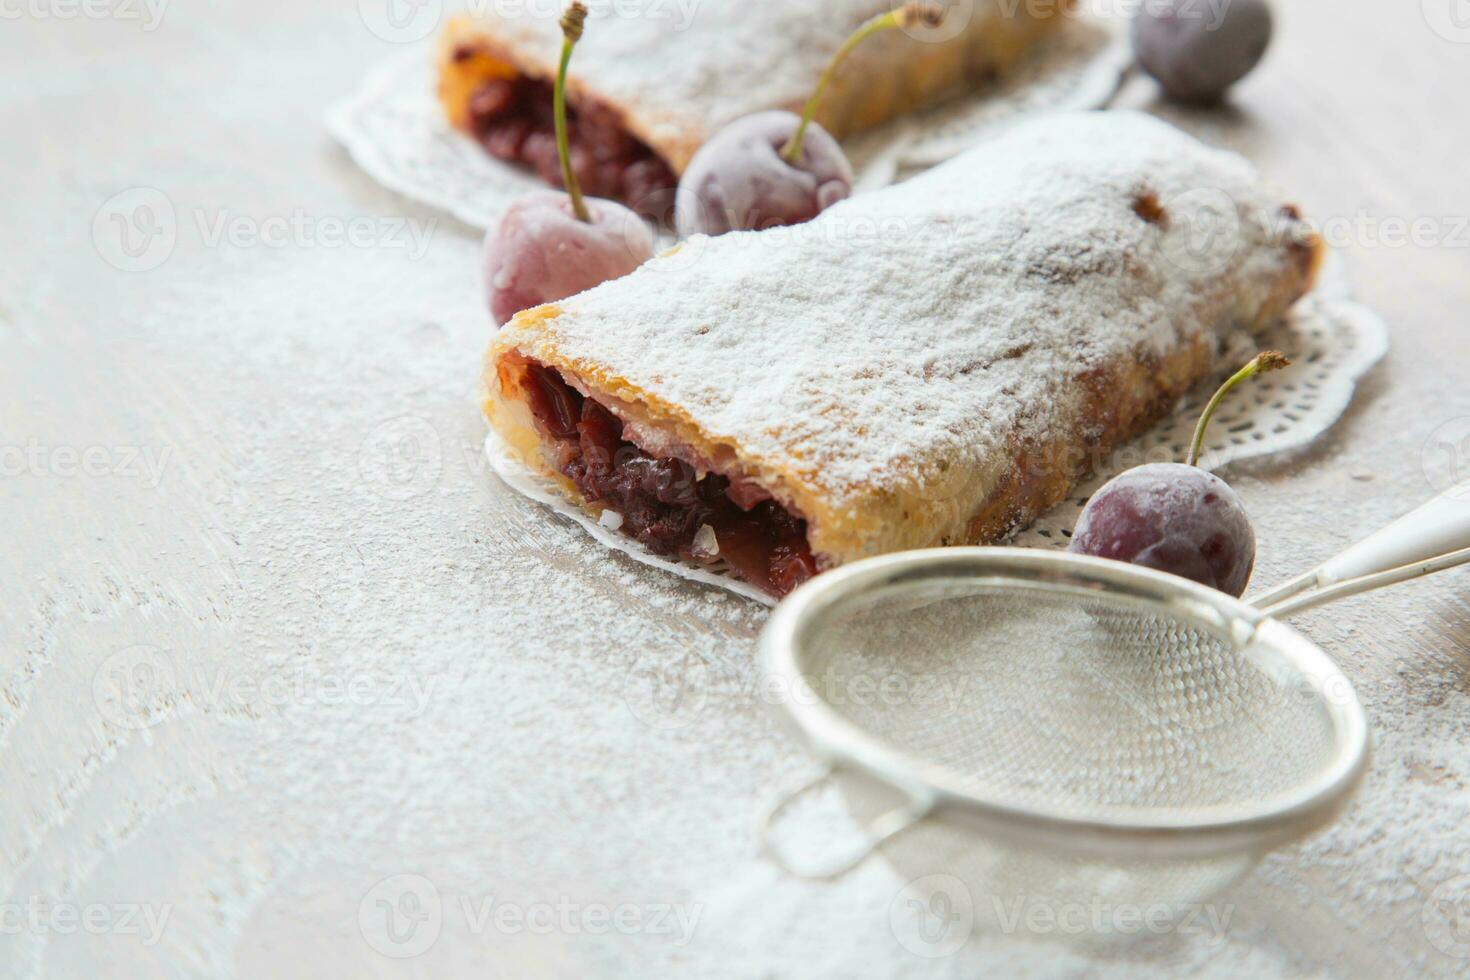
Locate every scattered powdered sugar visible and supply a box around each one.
[29,8,1462,978]
[503,111,1308,523]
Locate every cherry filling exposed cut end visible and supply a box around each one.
[466,73,677,216]
[511,360,818,598]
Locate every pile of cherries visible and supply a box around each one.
[482,1,1281,598]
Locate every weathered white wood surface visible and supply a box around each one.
[3,1,1470,976]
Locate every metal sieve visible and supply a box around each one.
[758,481,1470,941]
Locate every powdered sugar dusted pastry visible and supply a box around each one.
[483,112,1323,597]
[438,0,1071,208]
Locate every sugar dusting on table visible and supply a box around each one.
[11,9,1468,974]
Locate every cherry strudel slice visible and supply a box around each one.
[483,112,1323,598]
[438,0,1072,210]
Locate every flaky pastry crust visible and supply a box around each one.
[483,112,1323,577]
[439,1,1072,175]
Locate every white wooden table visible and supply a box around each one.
[4,0,1470,976]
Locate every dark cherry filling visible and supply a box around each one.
[520,363,818,598]
[467,75,677,215]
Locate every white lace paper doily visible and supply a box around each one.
[484,254,1388,606]
[327,17,1132,229]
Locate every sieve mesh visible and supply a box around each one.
[798,581,1339,820]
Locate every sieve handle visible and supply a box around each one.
[758,766,931,881]
[1254,479,1470,615]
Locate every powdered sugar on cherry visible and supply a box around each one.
[676,3,944,236]
[483,3,654,325]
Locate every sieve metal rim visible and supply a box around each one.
[760,547,1371,862]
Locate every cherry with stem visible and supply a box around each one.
[676,3,944,238]
[553,5,590,223]
[1069,351,1292,597]
[483,2,654,327]
[781,4,941,165]
[1186,350,1290,466]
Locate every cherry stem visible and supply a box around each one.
[556,2,590,223]
[781,3,943,165]
[1187,351,1292,467]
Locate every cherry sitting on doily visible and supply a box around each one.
[1070,351,1291,597]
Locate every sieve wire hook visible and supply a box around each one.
[758,764,933,881]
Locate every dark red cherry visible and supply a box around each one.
[1070,463,1255,596]
[1133,0,1274,104]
